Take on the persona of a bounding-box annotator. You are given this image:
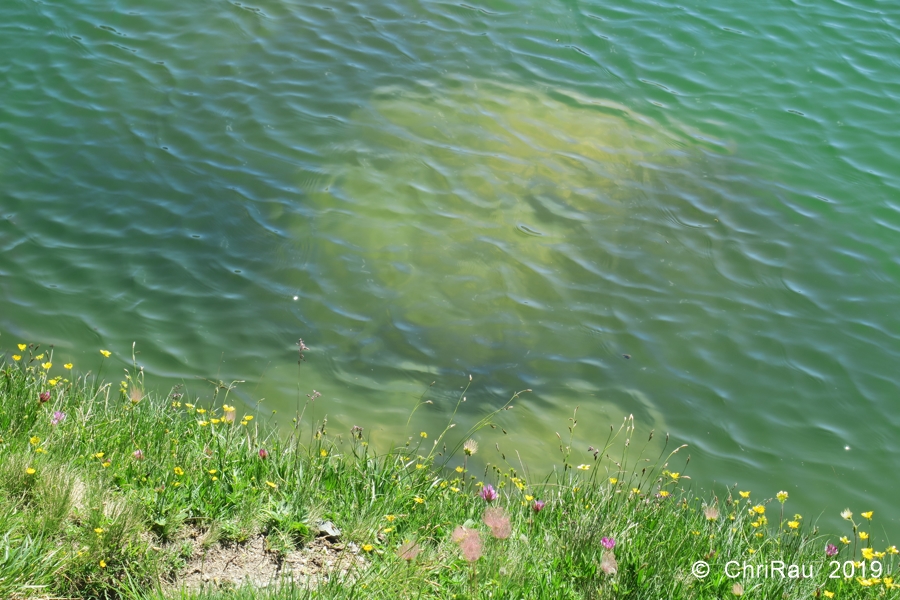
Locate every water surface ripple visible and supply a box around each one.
[1,0,899,537]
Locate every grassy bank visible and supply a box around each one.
[0,342,896,599]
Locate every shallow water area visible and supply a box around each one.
[2,0,899,540]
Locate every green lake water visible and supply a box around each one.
[2,0,899,539]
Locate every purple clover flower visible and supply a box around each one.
[132,449,145,460]
[532,499,546,513]
[50,411,65,426]
[825,543,838,557]
[39,391,50,403]
[480,484,498,503]
[258,448,269,459]
[601,537,616,550]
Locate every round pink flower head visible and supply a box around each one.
[258,448,269,459]
[132,449,145,460]
[532,499,546,513]
[39,391,51,403]
[601,537,615,550]
[480,484,498,503]
[825,543,838,557]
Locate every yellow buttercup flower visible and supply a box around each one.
[455,466,464,473]
[26,467,36,475]
[576,464,590,471]
[413,497,424,504]
[41,362,52,370]
[100,350,111,358]
[739,491,750,498]
[64,363,73,369]
[17,344,26,351]
[862,548,875,561]
[659,490,670,498]
[751,505,765,515]
[415,464,425,470]
[777,491,788,503]
[860,531,869,540]
[266,481,277,488]
[173,466,184,476]
[840,536,850,544]
[99,560,107,568]
[12,355,21,361]
[823,591,834,598]
[861,511,873,520]
[94,528,104,534]
[385,515,396,522]
[362,544,374,552]
[94,452,104,459]
[320,449,327,457]
[35,354,44,360]
[29,436,40,446]
[420,432,427,438]
[787,521,799,529]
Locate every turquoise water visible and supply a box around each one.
[2,0,899,539]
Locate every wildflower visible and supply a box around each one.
[840,536,850,544]
[659,490,670,498]
[397,540,421,561]
[223,404,235,412]
[887,546,899,554]
[601,537,615,550]
[631,487,641,495]
[383,527,393,533]
[174,467,184,476]
[99,560,107,568]
[29,436,40,446]
[185,403,194,409]
[102,461,111,468]
[455,466,464,473]
[841,508,852,520]
[94,452,105,459]
[132,449,144,460]
[532,499,546,513]
[17,344,26,351]
[258,448,268,459]
[823,591,834,598]
[35,354,44,360]
[600,549,618,575]
[362,544,374,552]
[481,484,498,503]
[64,363,73,369]
[669,472,680,481]
[100,350,111,357]
[787,521,799,529]
[861,511,873,520]
[35,447,46,454]
[825,544,838,557]
[413,497,424,504]
[751,521,761,528]
[129,387,142,404]
[94,528,104,534]
[416,464,425,470]
[320,449,328,457]
[42,362,52,370]
[26,467,36,475]
[483,507,511,539]
[751,505,765,515]
[777,491,788,503]
[420,431,427,438]
[450,486,460,493]
[266,481,277,488]
[859,531,869,540]
[243,415,253,422]
[210,418,221,425]
[525,494,534,501]
[455,527,482,562]
[703,505,719,520]
[608,477,617,484]
[739,491,750,498]
[197,420,208,427]
[48,378,59,386]
[39,391,50,403]
[208,469,217,475]
[862,548,875,561]
[463,439,478,456]
[385,515,396,522]
[576,464,590,471]
[12,355,21,361]
[196,408,206,414]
